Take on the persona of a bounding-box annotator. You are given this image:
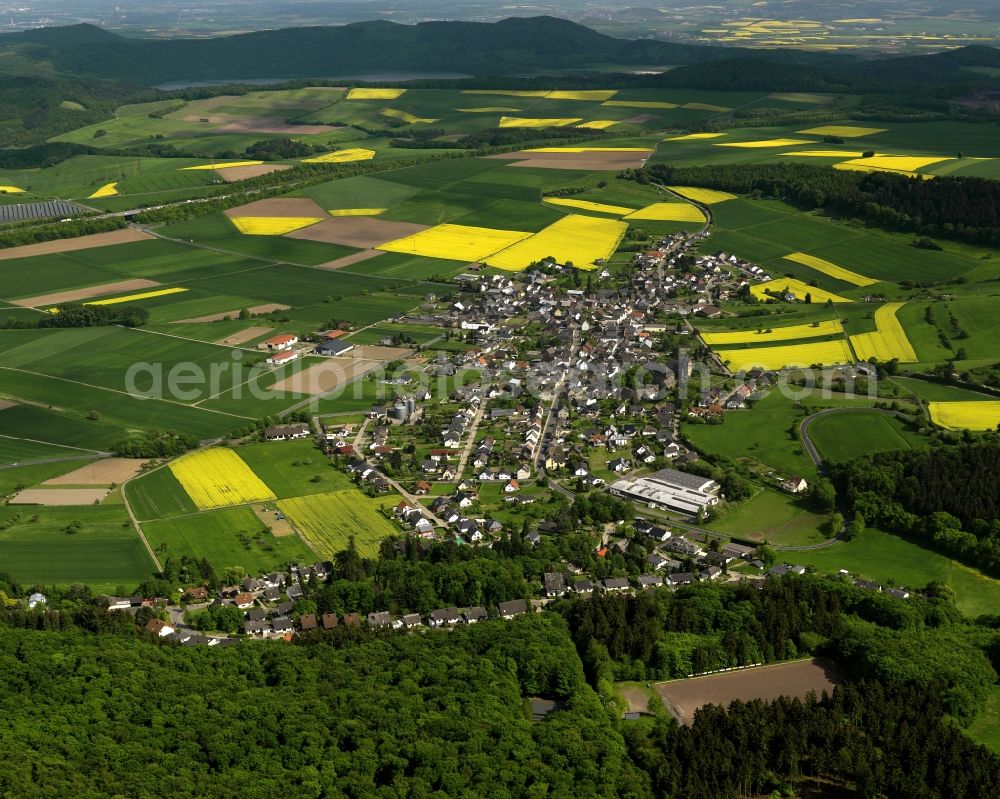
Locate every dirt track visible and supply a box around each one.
[654,659,840,725]
[0,400,15,411]
[11,278,160,308]
[44,458,148,486]
[0,228,152,261]
[286,217,428,249]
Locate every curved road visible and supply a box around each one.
[799,406,907,474]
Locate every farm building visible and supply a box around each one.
[260,333,298,351]
[315,339,355,356]
[267,350,299,366]
[610,467,720,516]
[264,423,310,441]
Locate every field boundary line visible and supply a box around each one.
[0,432,110,456]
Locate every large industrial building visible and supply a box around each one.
[609,468,721,516]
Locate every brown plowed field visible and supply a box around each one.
[654,659,840,725]
[171,303,290,324]
[0,228,152,261]
[223,197,328,219]
[216,164,292,182]
[43,458,148,486]
[316,250,386,270]
[11,278,160,308]
[286,217,428,249]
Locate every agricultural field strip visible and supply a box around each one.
[848,302,918,362]
[0,366,254,420]
[928,401,1000,431]
[699,319,845,345]
[716,338,855,372]
[0,433,108,455]
[783,251,877,287]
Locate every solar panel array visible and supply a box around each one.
[0,200,86,223]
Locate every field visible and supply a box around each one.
[700,319,844,345]
[168,448,277,509]
[716,338,854,372]
[711,488,829,546]
[807,411,923,463]
[849,302,918,362]
[652,659,840,725]
[485,214,628,271]
[0,504,154,591]
[277,490,401,557]
[783,251,877,287]
[378,223,531,262]
[928,401,1000,431]
[142,505,312,575]
[969,686,1000,755]
[750,278,850,304]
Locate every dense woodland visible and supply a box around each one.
[1,570,1000,797]
[831,440,1000,574]
[638,162,1000,246]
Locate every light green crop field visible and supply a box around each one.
[0,504,155,592]
[125,466,199,521]
[232,440,355,499]
[807,411,926,463]
[142,505,313,574]
[711,487,829,547]
[278,489,401,557]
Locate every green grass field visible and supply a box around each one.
[0,505,155,592]
[711,487,829,546]
[142,505,313,574]
[968,686,1000,755]
[807,411,925,464]
[125,466,198,521]
[277,489,401,557]
[234,439,354,499]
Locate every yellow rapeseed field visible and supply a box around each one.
[302,148,376,164]
[797,125,887,137]
[328,208,386,216]
[169,448,277,510]
[543,197,635,216]
[485,214,627,272]
[546,90,618,101]
[525,147,652,153]
[717,138,817,148]
[182,161,264,171]
[928,401,1000,431]
[0,185,24,193]
[664,132,725,141]
[832,163,934,180]
[784,251,877,287]
[380,108,437,124]
[603,100,679,109]
[700,319,844,346]
[750,278,850,304]
[667,186,736,204]
[88,182,119,198]
[624,203,706,223]
[576,120,619,129]
[86,287,188,306]
[849,302,918,362]
[499,117,583,128]
[836,155,950,172]
[346,88,406,100]
[377,224,531,262]
[717,339,854,372]
[230,217,325,235]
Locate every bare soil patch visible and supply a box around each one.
[353,345,413,361]
[223,197,328,219]
[253,503,295,536]
[215,326,272,346]
[316,250,386,270]
[219,116,340,135]
[171,303,290,324]
[43,458,149,486]
[623,114,658,124]
[655,658,840,726]
[511,153,652,170]
[619,684,656,715]
[0,400,17,411]
[11,487,110,505]
[272,359,378,396]
[0,228,152,262]
[216,164,292,182]
[11,278,160,308]
[286,217,428,249]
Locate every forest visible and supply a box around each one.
[2,569,1000,798]
[830,440,1000,574]
[639,162,1000,246]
